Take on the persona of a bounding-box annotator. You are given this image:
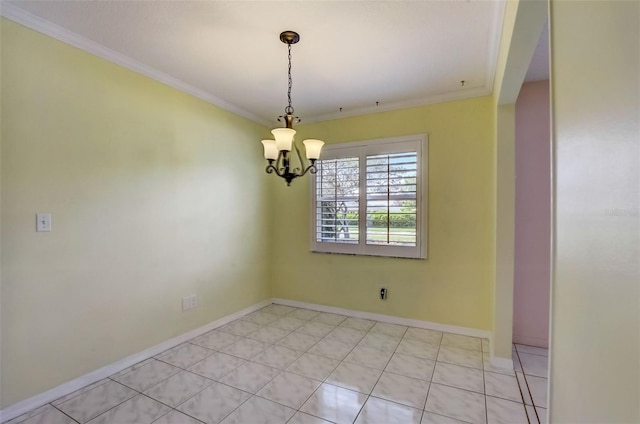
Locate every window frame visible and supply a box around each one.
[310,134,428,259]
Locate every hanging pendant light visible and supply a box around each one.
[261,31,324,186]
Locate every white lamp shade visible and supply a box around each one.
[271,128,296,152]
[303,139,324,160]
[261,139,279,160]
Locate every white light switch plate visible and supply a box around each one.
[36,213,52,232]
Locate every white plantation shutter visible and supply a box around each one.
[315,157,360,245]
[366,152,418,247]
[311,135,427,259]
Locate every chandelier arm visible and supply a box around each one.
[297,160,318,178]
[291,141,305,174]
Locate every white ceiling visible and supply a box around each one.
[1,1,546,126]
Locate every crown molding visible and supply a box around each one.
[303,86,492,124]
[0,3,272,127]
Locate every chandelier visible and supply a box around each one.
[261,31,324,186]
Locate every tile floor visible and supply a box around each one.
[7,304,549,424]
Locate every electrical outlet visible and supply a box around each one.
[182,294,197,311]
[379,287,387,300]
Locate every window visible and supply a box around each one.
[311,135,427,259]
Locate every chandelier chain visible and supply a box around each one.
[286,43,294,115]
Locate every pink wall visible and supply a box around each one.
[513,80,551,348]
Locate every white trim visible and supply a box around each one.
[304,87,492,124]
[0,299,271,423]
[490,356,514,370]
[0,3,271,127]
[272,298,491,340]
[484,0,507,96]
[310,135,427,259]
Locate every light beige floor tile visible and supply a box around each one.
[152,410,204,424]
[191,331,240,351]
[525,405,539,424]
[421,412,469,424]
[425,383,486,424]
[277,333,321,351]
[57,380,137,423]
[518,353,548,378]
[344,345,393,370]
[326,327,367,346]
[370,322,408,338]
[188,352,246,381]
[396,338,439,360]
[114,359,180,391]
[354,396,422,424]
[296,322,335,338]
[526,374,548,408]
[432,362,484,393]
[156,343,214,369]
[308,338,354,361]
[326,362,382,394]
[144,371,213,408]
[287,353,340,380]
[177,382,251,424]
[221,337,268,360]
[312,313,347,326]
[251,345,303,369]
[385,353,435,381]
[340,317,376,332]
[242,311,280,326]
[7,405,77,424]
[437,346,483,369]
[219,396,295,424]
[536,407,547,424]
[515,372,533,406]
[486,396,527,424]
[287,412,334,424]
[371,371,430,409]
[246,326,290,344]
[219,320,261,337]
[289,309,321,321]
[358,333,401,353]
[300,383,367,424]
[484,371,522,402]
[270,316,306,332]
[404,328,443,345]
[441,334,482,351]
[86,394,169,424]
[52,380,111,406]
[219,361,281,393]
[257,372,321,409]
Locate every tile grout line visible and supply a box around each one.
[514,345,539,424]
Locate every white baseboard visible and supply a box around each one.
[272,298,492,340]
[0,299,272,423]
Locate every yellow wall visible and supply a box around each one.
[550,1,639,421]
[0,19,271,407]
[269,97,495,330]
